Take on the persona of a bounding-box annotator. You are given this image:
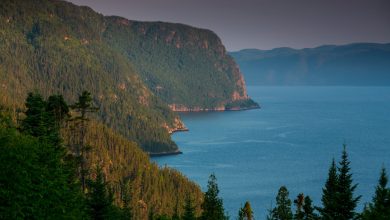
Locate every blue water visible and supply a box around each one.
[153,86,390,219]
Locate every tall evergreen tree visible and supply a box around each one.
[361,167,390,220]
[302,196,318,220]
[70,90,98,191]
[337,145,361,220]
[0,115,86,219]
[319,146,361,220]
[21,92,49,138]
[269,186,293,220]
[201,174,227,220]
[182,195,196,220]
[319,158,339,219]
[86,166,115,220]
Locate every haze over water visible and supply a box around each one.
[153,86,390,218]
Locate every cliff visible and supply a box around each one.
[0,0,258,154]
[103,17,258,110]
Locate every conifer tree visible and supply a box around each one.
[70,90,98,191]
[182,195,196,220]
[302,196,318,220]
[201,174,227,220]
[337,145,361,219]
[294,193,305,220]
[86,166,114,220]
[319,159,339,219]
[361,167,390,220]
[21,92,49,138]
[319,146,361,220]
[269,186,293,220]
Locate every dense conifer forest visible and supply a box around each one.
[0,0,257,154]
[0,0,389,220]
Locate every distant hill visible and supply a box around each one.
[230,43,390,86]
[0,0,257,154]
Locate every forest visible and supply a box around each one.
[1,91,389,219]
[0,0,258,154]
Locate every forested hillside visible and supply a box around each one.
[103,17,257,110]
[0,0,257,153]
[230,43,390,86]
[0,93,203,219]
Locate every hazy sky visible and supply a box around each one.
[68,0,390,51]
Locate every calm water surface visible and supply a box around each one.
[153,86,390,218]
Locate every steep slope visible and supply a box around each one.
[63,121,203,219]
[0,0,180,153]
[231,43,390,86]
[0,0,257,154]
[103,17,259,111]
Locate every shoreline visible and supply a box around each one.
[171,105,260,113]
[149,150,183,157]
[154,105,260,157]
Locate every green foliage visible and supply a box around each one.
[0,120,86,219]
[182,195,196,220]
[0,0,180,153]
[302,196,318,220]
[337,145,361,219]
[0,0,257,154]
[103,17,257,110]
[318,158,338,219]
[86,166,116,220]
[268,186,293,220]
[319,146,361,220]
[361,167,390,220]
[201,174,227,220]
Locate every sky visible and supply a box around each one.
[68,0,390,51]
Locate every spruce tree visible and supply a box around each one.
[182,195,196,220]
[21,92,49,138]
[361,167,390,220]
[302,196,318,220]
[319,158,339,219]
[201,174,227,220]
[269,186,293,220]
[337,145,361,220]
[86,166,114,220]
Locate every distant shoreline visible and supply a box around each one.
[171,105,260,113]
[149,150,183,157]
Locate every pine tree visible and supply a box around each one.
[319,158,339,219]
[361,167,390,220]
[269,186,293,220]
[201,174,227,220]
[337,145,361,220]
[182,195,196,220]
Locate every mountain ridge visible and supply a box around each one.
[0,0,257,154]
[230,42,390,86]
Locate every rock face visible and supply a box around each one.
[103,17,259,111]
[0,0,258,154]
